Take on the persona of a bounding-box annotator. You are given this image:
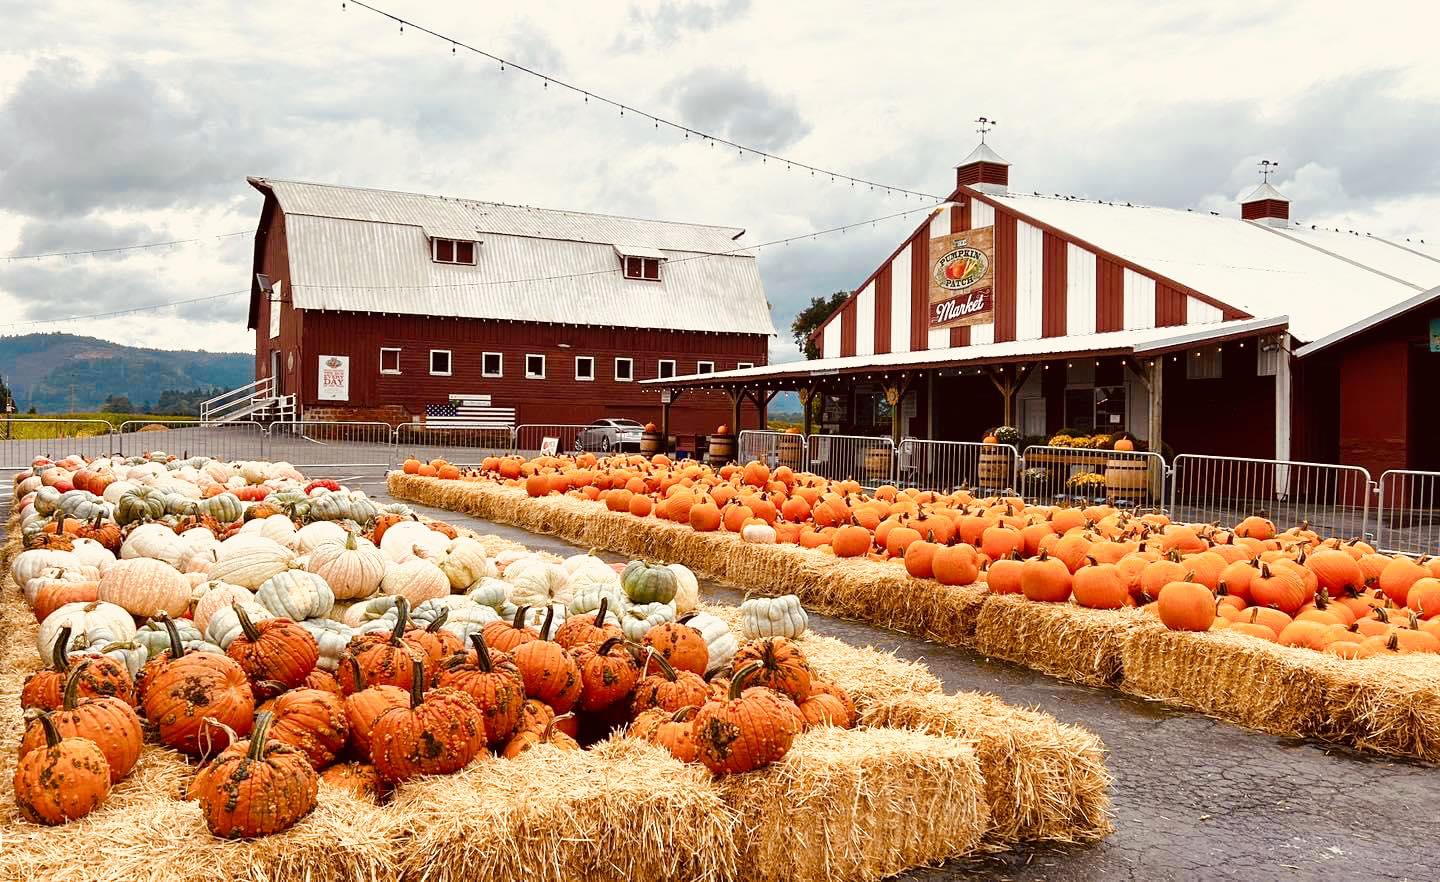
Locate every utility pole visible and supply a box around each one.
[70,384,76,416]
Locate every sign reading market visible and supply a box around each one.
[928,226,994,329]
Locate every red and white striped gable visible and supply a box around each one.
[815,190,1247,359]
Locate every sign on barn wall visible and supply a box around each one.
[928,226,994,329]
[318,355,350,401]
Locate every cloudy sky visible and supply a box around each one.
[1,0,1437,365]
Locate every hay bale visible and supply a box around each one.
[716,727,989,882]
[796,632,943,709]
[860,692,1112,844]
[1118,627,1328,737]
[392,740,738,882]
[924,584,991,645]
[973,595,1161,688]
[1316,654,1440,761]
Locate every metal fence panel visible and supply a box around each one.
[513,424,594,456]
[0,419,117,468]
[396,423,512,467]
[1169,454,1371,538]
[116,420,267,462]
[897,439,1019,495]
[1019,445,1167,508]
[737,430,808,472]
[268,421,397,473]
[1374,470,1440,555]
[805,434,894,486]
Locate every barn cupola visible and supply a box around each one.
[1240,159,1290,227]
[955,117,1009,195]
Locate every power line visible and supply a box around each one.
[339,0,943,202]
[2,231,251,262]
[0,290,248,330]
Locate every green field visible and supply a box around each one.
[1,413,194,440]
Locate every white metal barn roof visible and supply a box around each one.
[986,193,1440,345]
[250,177,776,336]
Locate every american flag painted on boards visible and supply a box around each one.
[424,395,516,429]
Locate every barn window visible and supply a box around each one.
[1187,349,1222,380]
[482,352,503,378]
[526,354,546,379]
[432,238,477,265]
[614,357,633,382]
[737,362,754,370]
[697,360,715,374]
[658,359,677,380]
[380,347,401,374]
[575,356,595,381]
[429,350,452,376]
[623,256,661,280]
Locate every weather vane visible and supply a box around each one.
[975,117,997,144]
[1259,159,1279,183]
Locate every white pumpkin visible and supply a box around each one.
[306,532,387,600]
[565,553,622,594]
[255,570,335,620]
[428,537,496,590]
[103,480,138,504]
[380,558,450,606]
[182,545,221,575]
[568,582,628,617]
[240,461,272,484]
[219,533,290,555]
[208,544,297,589]
[740,594,808,639]
[465,576,512,610]
[435,600,500,638]
[68,538,117,573]
[297,618,354,671]
[621,601,677,641]
[680,611,738,674]
[191,581,253,632]
[98,557,192,617]
[740,522,778,544]
[666,563,700,615]
[11,548,83,587]
[493,549,532,575]
[505,558,574,609]
[379,521,448,563]
[205,600,274,649]
[120,523,186,569]
[24,565,100,607]
[255,513,298,546]
[291,520,347,554]
[37,601,136,659]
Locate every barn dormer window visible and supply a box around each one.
[623,256,660,280]
[433,238,476,265]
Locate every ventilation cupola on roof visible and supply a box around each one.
[955,117,1010,195]
[1241,160,1290,227]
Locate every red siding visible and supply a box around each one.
[1156,283,1188,327]
[956,162,1009,189]
[1096,257,1124,332]
[992,212,1017,342]
[253,203,300,396]
[1242,199,1289,221]
[840,300,857,357]
[874,265,892,355]
[1339,337,1408,475]
[910,228,929,351]
[1041,231,1068,338]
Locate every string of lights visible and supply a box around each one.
[0,290,248,330]
[1,231,250,263]
[338,0,943,202]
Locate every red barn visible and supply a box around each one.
[242,177,773,445]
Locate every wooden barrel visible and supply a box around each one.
[1104,457,1151,499]
[640,431,663,456]
[863,446,892,483]
[977,449,1012,487]
[707,433,737,468]
[777,433,804,469]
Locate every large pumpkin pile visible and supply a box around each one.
[9,453,852,839]
[421,453,1440,661]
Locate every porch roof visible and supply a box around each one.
[644,316,1288,388]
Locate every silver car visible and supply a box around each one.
[576,418,645,453]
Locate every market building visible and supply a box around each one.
[646,142,1440,482]
[237,177,774,442]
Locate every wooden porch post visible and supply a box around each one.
[885,374,916,446]
[986,366,1015,427]
[799,386,814,436]
[1147,360,1163,454]
[728,387,743,433]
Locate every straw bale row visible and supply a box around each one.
[389,475,1440,764]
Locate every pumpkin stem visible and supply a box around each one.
[539,605,556,641]
[344,530,359,551]
[389,596,411,645]
[408,657,426,708]
[729,661,763,700]
[345,653,366,691]
[61,659,92,711]
[671,705,699,722]
[597,636,624,657]
[160,611,188,659]
[594,597,609,629]
[511,605,531,631]
[49,624,73,673]
[643,645,678,681]
[541,711,575,743]
[247,711,274,761]
[426,608,449,633]
[35,711,63,750]
[677,611,698,624]
[232,604,262,645]
[470,633,494,672]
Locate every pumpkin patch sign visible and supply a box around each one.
[928,226,994,329]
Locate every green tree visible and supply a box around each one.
[789,290,851,360]
[100,394,135,413]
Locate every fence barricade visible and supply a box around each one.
[396,423,512,467]
[513,424,597,456]
[896,439,1019,495]
[805,434,894,486]
[1374,470,1440,555]
[268,421,397,473]
[1169,454,1371,538]
[0,419,116,469]
[738,430,809,472]
[117,419,267,462]
[1018,445,1167,508]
